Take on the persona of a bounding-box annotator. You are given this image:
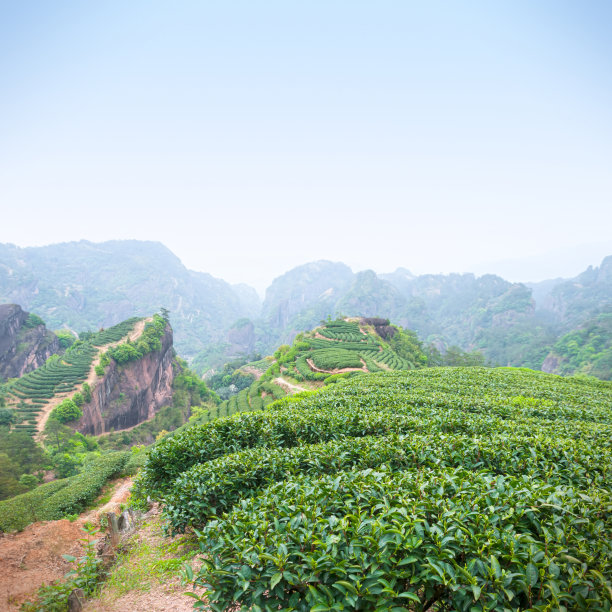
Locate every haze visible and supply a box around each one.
[1,1,611,292]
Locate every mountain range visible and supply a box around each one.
[0,240,610,378]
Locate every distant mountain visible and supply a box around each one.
[0,241,260,362]
[1,241,610,378]
[543,256,612,331]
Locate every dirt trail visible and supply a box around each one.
[241,365,265,379]
[306,357,367,375]
[83,508,203,612]
[274,377,307,394]
[36,319,150,439]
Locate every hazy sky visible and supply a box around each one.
[1,1,611,292]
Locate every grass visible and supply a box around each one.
[95,514,198,600]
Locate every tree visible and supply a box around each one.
[43,419,75,453]
[0,430,46,474]
[50,398,82,423]
[0,453,25,500]
[0,407,14,427]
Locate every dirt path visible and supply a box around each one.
[36,319,150,439]
[83,478,134,521]
[306,357,367,375]
[242,365,265,379]
[83,508,203,612]
[274,377,307,394]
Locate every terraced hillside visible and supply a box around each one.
[4,317,142,437]
[202,318,427,424]
[139,367,612,611]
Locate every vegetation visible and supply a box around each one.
[0,451,129,531]
[137,367,612,610]
[546,310,612,380]
[106,315,165,365]
[50,398,82,423]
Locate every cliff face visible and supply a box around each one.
[0,304,60,380]
[77,324,175,435]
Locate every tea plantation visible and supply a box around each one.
[138,367,612,611]
[5,318,141,436]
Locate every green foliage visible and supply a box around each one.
[50,399,82,423]
[82,382,92,403]
[194,467,611,611]
[4,340,99,437]
[54,329,76,350]
[441,345,486,367]
[139,368,612,610]
[0,407,15,426]
[549,311,612,380]
[23,313,45,329]
[0,451,128,532]
[88,317,141,346]
[310,348,363,370]
[107,315,166,365]
[0,429,47,499]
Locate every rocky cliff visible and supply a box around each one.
[0,304,60,380]
[77,324,175,435]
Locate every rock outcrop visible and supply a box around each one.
[77,324,175,435]
[0,304,60,380]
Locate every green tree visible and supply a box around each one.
[50,399,82,423]
[0,453,25,500]
[82,382,92,403]
[0,407,15,427]
[44,419,75,452]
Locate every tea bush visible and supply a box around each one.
[139,368,612,610]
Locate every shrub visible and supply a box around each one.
[50,399,82,423]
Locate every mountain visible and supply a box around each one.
[1,240,610,378]
[0,304,60,380]
[259,260,354,346]
[542,255,612,331]
[0,241,260,363]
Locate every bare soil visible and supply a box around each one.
[241,365,265,379]
[0,519,88,610]
[274,377,307,393]
[0,478,133,611]
[306,357,367,374]
[83,508,204,612]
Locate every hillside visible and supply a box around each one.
[139,367,612,610]
[196,317,427,423]
[542,309,612,380]
[0,312,217,528]
[0,241,259,363]
[0,304,60,380]
[2,316,169,438]
[257,258,611,371]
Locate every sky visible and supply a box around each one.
[1,1,611,292]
